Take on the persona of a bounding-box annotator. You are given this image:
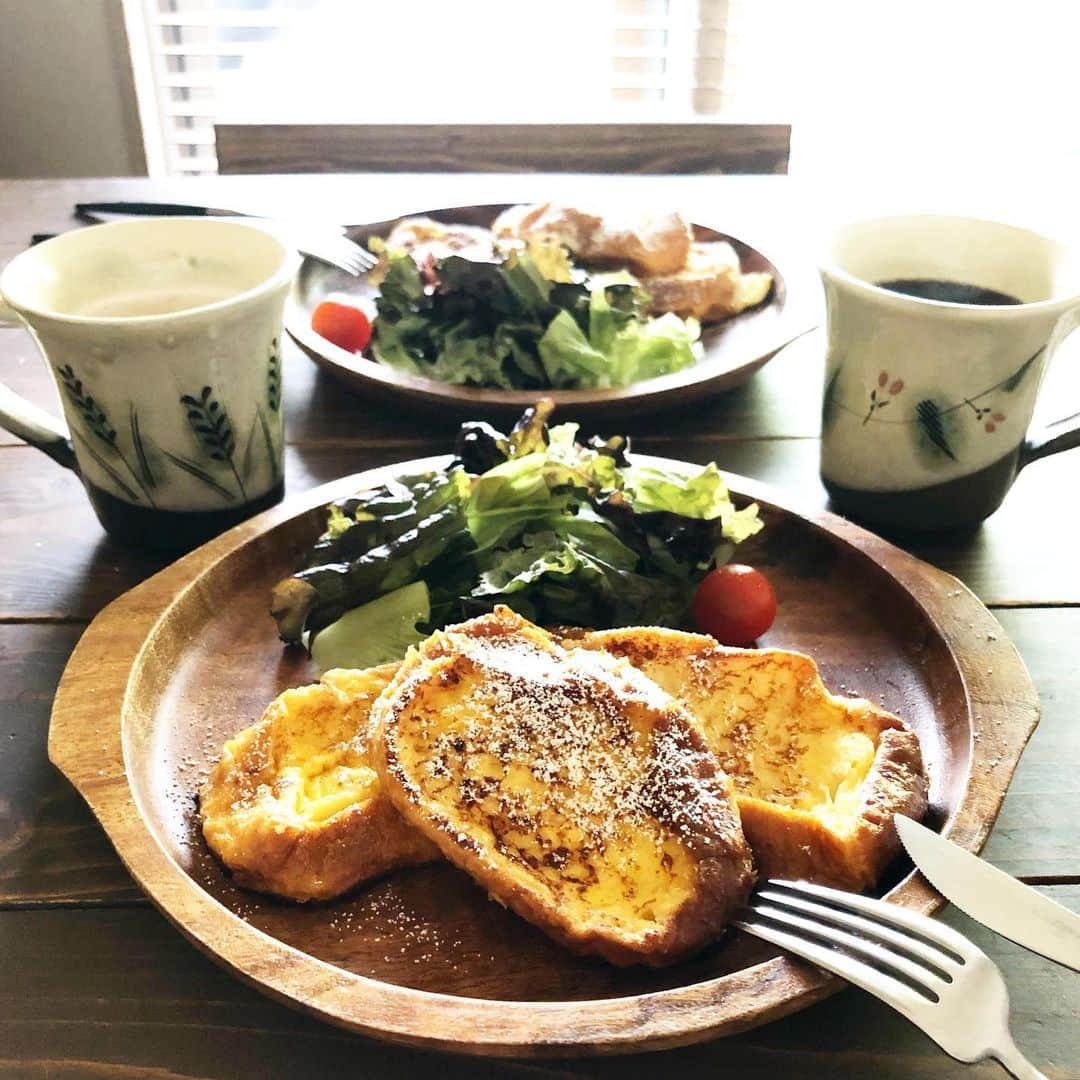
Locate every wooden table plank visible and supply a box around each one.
[2,174,1079,1077]
[4,427,1079,622]
[1,893,1075,1078]
[0,325,827,450]
[3,173,1077,450]
[0,624,140,904]
[4,172,1077,258]
[4,608,1076,906]
[0,174,796,249]
[980,608,1080,878]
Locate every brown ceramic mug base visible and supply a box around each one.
[822,446,1022,533]
[86,479,286,554]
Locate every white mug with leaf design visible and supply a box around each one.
[0,218,299,551]
[819,214,1080,530]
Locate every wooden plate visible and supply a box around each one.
[48,458,1038,1057]
[284,204,817,418]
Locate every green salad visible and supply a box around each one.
[271,403,763,670]
[370,248,702,390]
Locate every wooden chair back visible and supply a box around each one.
[214,122,790,175]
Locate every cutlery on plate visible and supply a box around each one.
[739,878,1047,1079]
[895,814,1080,972]
[74,202,375,276]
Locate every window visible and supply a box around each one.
[122,0,751,177]
[123,0,1080,216]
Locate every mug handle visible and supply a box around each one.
[1018,305,1080,469]
[0,300,78,471]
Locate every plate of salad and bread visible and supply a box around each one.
[285,202,815,416]
[48,403,1038,1055]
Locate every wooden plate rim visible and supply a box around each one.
[47,458,1039,1057]
[283,203,819,415]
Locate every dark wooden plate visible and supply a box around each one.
[48,457,1038,1057]
[285,205,817,418]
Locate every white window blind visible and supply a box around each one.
[122,0,745,177]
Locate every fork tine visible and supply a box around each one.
[311,236,364,270]
[756,888,960,975]
[736,916,933,1024]
[329,239,373,271]
[768,879,978,959]
[750,901,951,992]
[331,235,376,272]
[295,239,353,275]
[316,245,370,277]
[745,885,1049,1079]
[294,233,376,277]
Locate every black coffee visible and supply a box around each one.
[875,278,1022,306]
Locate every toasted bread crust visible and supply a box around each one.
[204,619,927,913]
[584,210,692,276]
[200,666,437,902]
[492,203,692,277]
[491,202,602,255]
[370,608,755,966]
[737,725,928,888]
[384,216,497,266]
[573,627,929,891]
[641,241,773,322]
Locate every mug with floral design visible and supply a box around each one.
[819,214,1080,531]
[0,218,300,552]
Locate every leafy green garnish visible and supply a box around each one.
[310,581,430,671]
[273,408,763,650]
[370,250,700,390]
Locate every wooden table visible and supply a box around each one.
[1,176,1077,1079]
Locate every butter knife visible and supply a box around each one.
[75,200,243,221]
[75,202,347,235]
[895,814,1080,972]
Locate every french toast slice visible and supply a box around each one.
[200,664,438,902]
[572,628,929,891]
[491,202,602,256]
[583,210,693,276]
[369,607,756,966]
[641,241,774,321]
[382,216,497,267]
[491,203,692,276]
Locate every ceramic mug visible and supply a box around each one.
[819,214,1080,531]
[0,218,300,551]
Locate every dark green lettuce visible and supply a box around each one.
[273,407,762,654]
[371,251,700,391]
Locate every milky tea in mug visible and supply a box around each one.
[0,218,300,552]
[818,214,1080,531]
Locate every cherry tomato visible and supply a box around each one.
[692,564,777,646]
[311,300,372,353]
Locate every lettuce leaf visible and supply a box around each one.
[537,285,700,389]
[273,408,763,644]
[622,462,764,544]
[370,250,701,391]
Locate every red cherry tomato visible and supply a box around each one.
[692,564,777,646]
[311,300,372,353]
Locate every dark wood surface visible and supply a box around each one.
[214,122,792,175]
[43,458,1035,1054]
[1,176,1078,1077]
[286,205,815,419]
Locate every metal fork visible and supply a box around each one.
[71,205,378,277]
[738,879,1047,1079]
[249,219,376,276]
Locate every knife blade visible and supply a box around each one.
[74,203,348,239]
[75,201,244,222]
[895,814,1080,971]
